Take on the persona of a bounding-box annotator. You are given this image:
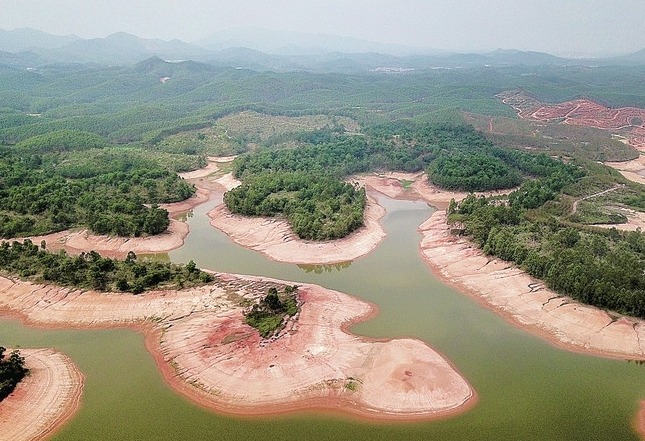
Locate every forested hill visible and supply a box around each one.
[1,57,644,242]
[2,28,645,71]
[0,143,195,238]
[3,58,645,148]
[0,50,644,321]
[225,122,582,240]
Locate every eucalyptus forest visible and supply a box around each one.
[2,41,645,441]
[1,54,644,316]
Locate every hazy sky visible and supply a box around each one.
[1,0,644,55]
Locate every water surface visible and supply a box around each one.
[2,195,644,440]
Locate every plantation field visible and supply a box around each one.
[157,111,359,156]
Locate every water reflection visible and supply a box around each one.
[297,261,353,274]
[173,210,194,222]
[138,253,171,263]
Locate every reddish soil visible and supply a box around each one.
[0,349,83,441]
[419,211,645,360]
[0,273,475,422]
[499,91,645,151]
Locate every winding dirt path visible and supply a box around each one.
[0,349,83,441]
[571,184,624,214]
[498,91,645,151]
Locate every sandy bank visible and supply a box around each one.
[0,348,83,441]
[353,172,513,209]
[591,209,645,232]
[358,173,645,360]
[0,274,474,421]
[208,171,494,265]
[208,194,386,265]
[419,211,645,360]
[606,156,645,186]
[159,282,474,419]
[25,219,189,259]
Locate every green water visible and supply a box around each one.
[2,195,645,440]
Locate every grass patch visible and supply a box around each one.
[157,111,359,156]
[244,285,299,338]
[344,380,358,392]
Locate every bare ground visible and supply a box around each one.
[0,348,83,441]
[606,156,645,186]
[419,211,645,359]
[5,168,645,433]
[0,273,475,422]
[208,193,386,265]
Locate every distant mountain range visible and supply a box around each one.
[0,27,644,73]
[195,27,433,56]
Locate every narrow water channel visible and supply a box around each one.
[2,195,644,440]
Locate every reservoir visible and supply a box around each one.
[2,195,645,440]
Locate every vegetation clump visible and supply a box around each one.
[449,166,645,319]
[0,347,28,401]
[16,129,107,154]
[0,147,194,238]
[0,239,213,293]
[227,122,583,240]
[225,173,365,240]
[244,286,299,338]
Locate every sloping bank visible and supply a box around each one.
[0,273,475,429]
[347,172,645,360]
[209,170,645,361]
[0,348,83,441]
[417,208,645,438]
[341,172,645,438]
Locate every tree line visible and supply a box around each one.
[0,146,195,238]
[0,239,212,293]
[225,172,365,240]
[226,122,582,240]
[244,285,299,338]
[449,176,645,319]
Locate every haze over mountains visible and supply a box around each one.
[1,27,644,73]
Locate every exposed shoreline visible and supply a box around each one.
[606,155,645,186]
[206,170,497,265]
[0,348,83,441]
[208,194,386,265]
[352,172,645,361]
[5,168,645,436]
[209,170,645,361]
[418,211,645,360]
[152,281,475,421]
[0,273,475,423]
[19,158,223,259]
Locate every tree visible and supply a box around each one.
[0,347,28,401]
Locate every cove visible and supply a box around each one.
[2,195,645,440]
